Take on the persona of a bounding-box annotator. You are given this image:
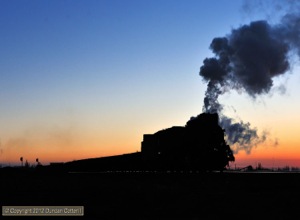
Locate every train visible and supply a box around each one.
[64,113,235,172]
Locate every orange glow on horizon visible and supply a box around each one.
[233,141,300,168]
[1,127,299,168]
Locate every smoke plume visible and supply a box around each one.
[199,9,300,153]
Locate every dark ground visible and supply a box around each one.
[1,170,300,220]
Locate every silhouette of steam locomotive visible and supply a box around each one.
[65,113,235,172]
[141,113,235,171]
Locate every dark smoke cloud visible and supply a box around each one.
[202,81,224,113]
[242,0,300,22]
[219,115,267,154]
[279,14,300,57]
[199,6,300,153]
[200,20,290,97]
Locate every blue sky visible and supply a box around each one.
[1,0,300,167]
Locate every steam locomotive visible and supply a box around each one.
[65,113,235,172]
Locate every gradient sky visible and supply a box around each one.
[1,0,300,168]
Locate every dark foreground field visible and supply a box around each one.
[1,170,300,220]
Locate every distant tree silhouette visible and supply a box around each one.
[36,158,42,166]
[24,160,30,168]
[20,157,23,167]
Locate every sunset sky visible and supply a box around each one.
[1,0,300,168]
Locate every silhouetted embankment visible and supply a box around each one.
[1,170,300,219]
